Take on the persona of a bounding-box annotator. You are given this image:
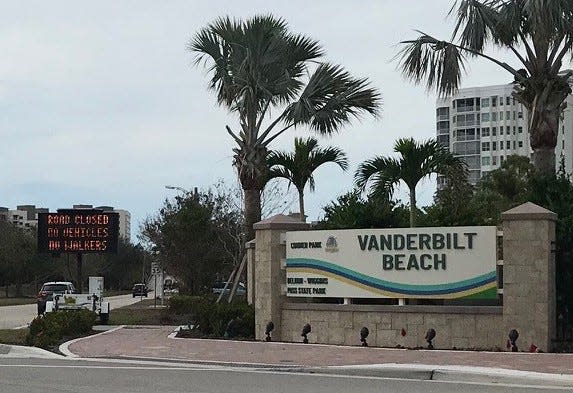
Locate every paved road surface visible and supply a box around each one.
[0,293,151,329]
[0,358,564,393]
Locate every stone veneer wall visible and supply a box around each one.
[252,202,556,351]
[281,304,503,349]
[502,202,557,352]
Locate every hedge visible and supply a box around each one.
[169,295,254,338]
[26,309,96,349]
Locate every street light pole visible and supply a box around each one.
[165,185,188,193]
[165,185,198,197]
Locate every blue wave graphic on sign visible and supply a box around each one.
[286,258,496,295]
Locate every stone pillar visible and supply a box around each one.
[245,240,255,306]
[502,202,557,352]
[253,215,309,341]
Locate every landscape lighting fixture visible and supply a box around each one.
[265,321,274,342]
[301,323,311,344]
[360,327,369,347]
[508,329,519,352]
[425,328,436,350]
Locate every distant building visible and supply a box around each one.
[0,204,131,240]
[0,205,48,230]
[436,78,573,188]
[73,205,131,240]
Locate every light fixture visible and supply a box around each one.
[425,328,436,349]
[265,321,274,342]
[508,329,519,352]
[301,323,311,344]
[360,327,369,347]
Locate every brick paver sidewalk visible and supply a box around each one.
[68,326,573,375]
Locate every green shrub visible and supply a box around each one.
[26,310,96,349]
[169,295,254,338]
[168,295,206,315]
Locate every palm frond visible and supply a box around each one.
[523,0,573,42]
[354,156,402,200]
[450,0,501,51]
[267,166,294,189]
[190,15,321,124]
[309,146,349,172]
[285,33,324,63]
[267,137,347,193]
[283,63,381,135]
[493,0,525,46]
[356,138,466,201]
[397,33,466,96]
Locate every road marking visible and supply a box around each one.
[0,361,570,390]
[0,364,194,370]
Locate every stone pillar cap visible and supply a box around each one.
[501,202,557,221]
[253,214,311,230]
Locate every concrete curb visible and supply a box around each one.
[59,325,125,358]
[310,363,573,387]
[0,345,66,359]
[57,325,573,388]
[109,355,305,369]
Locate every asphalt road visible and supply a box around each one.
[0,293,150,329]
[0,358,566,393]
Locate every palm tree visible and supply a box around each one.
[267,137,348,222]
[396,1,573,175]
[190,15,380,242]
[355,138,465,227]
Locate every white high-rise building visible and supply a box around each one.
[436,80,573,188]
[74,205,131,240]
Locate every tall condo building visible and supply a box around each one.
[73,205,131,240]
[436,80,573,188]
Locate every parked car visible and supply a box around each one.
[164,287,179,296]
[37,281,77,315]
[132,283,148,297]
[212,281,246,296]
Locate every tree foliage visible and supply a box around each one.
[268,137,348,221]
[140,187,243,294]
[0,222,37,296]
[191,14,380,241]
[396,0,573,174]
[316,190,409,230]
[355,137,465,227]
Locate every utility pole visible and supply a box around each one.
[76,253,83,293]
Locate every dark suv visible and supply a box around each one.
[37,281,77,314]
[132,283,148,297]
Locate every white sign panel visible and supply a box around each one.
[151,262,161,275]
[286,227,497,299]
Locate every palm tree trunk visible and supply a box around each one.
[244,188,262,242]
[409,188,416,228]
[529,94,561,175]
[532,148,556,175]
[298,188,306,222]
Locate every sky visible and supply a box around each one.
[0,0,523,242]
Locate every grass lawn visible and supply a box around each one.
[103,290,132,297]
[0,298,36,307]
[0,329,28,345]
[108,299,189,326]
